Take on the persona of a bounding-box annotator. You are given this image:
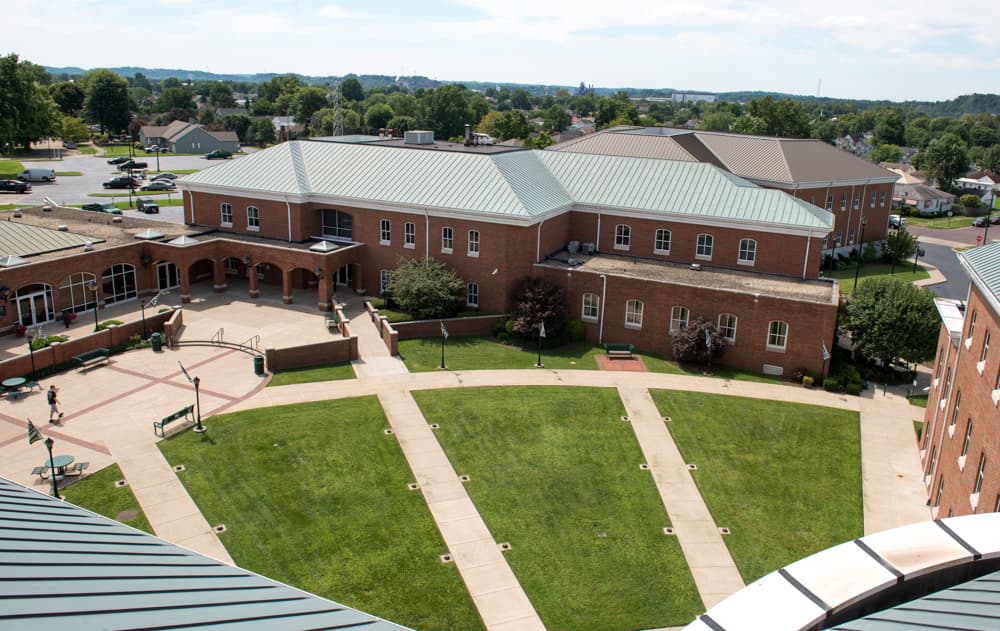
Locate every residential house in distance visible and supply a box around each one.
[893,182,956,215]
[549,126,898,255]
[834,132,873,159]
[954,170,999,205]
[139,120,239,154]
[920,242,1000,518]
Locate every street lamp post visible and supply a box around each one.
[192,376,204,433]
[44,437,61,500]
[984,193,995,245]
[27,327,39,382]
[140,291,163,340]
[87,280,99,331]
[852,218,868,292]
[155,146,160,172]
[913,246,925,274]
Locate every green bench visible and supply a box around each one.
[603,343,634,359]
[325,312,340,329]
[153,404,195,437]
[72,347,111,371]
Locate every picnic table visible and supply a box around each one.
[2,377,26,399]
[45,455,74,476]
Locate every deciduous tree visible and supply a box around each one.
[921,132,969,190]
[0,53,60,150]
[844,278,939,367]
[389,257,465,319]
[508,277,566,338]
[82,69,130,133]
[670,317,727,370]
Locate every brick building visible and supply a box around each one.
[920,242,1000,517]
[0,137,841,377]
[549,126,899,255]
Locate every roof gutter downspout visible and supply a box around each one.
[536,215,547,263]
[598,274,608,345]
[802,231,811,280]
[285,197,292,242]
[187,190,195,225]
[596,210,602,252]
[424,209,430,258]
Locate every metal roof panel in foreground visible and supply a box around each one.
[0,477,410,631]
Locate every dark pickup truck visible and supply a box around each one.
[0,179,31,193]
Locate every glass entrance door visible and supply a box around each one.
[336,265,352,287]
[157,262,179,290]
[16,291,52,326]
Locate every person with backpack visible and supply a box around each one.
[47,386,63,423]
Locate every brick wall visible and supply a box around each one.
[787,183,893,249]
[265,337,358,372]
[394,315,506,340]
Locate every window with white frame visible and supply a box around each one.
[822,234,829,249]
[379,270,391,294]
[696,233,714,259]
[968,310,977,341]
[441,226,453,253]
[718,313,737,342]
[826,195,833,210]
[767,320,788,351]
[974,453,987,494]
[467,230,480,257]
[834,231,842,246]
[981,330,991,364]
[879,191,886,207]
[654,229,671,254]
[221,202,232,226]
[614,224,631,250]
[582,293,599,322]
[934,476,945,506]
[246,206,259,230]
[321,209,353,240]
[848,228,856,244]
[670,306,689,333]
[625,299,643,329]
[853,193,860,210]
[404,222,416,248]
[467,282,479,307]
[950,390,962,427]
[379,219,391,244]
[961,419,973,458]
[871,191,877,208]
[840,193,847,210]
[738,238,756,265]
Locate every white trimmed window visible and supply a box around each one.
[951,390,962,427]
[840,194,847,211]
[379,270,391,294]
[467,230,480,257]
[961,419,973,458]
[670,306,689,333]
[871,191,877,208]
[380,219,391,244]
[404,222,416,248]
[220,202,232,226]
[974,453,987,494]
[696,233,714,259]
[767,320,788,351]
[934,476,945,507]
[880,191,887,207]
[826,195,833,210]
[441,226,453,253]
[467,282,479,307]
[968,310,977,342]
[625,299,643,329]
[980,330,990,363]
[738,238,756,265]
[582,293,599,322]
[718,313,737,342]
[246,206,259,230]
[614,224,631,250]
[654,229,671,254]
[853,194,860,210]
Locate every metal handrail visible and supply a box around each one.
[211,328,224,344]
[241,334,260,351]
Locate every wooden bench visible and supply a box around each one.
[325,313,340,330]
[603,343,635,359]
[153,405,195,437]
[72,347,111,371]
[31,466,48,480]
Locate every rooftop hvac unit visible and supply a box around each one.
[582,242,595,255]
[404,130,434,145]
[567,240,580,253]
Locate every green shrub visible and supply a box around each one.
[95,319,124,331]
[802,375,814,387]
[29,334,69,350]
[504,319,516,335]
[824,379,842,393]
[845,382,861,396]
[564,319,586,342]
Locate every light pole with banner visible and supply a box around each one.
[27,326,42,382]
[535,320,546,368]
[177,361,205,433]
[852,218,868,292]
[44,436,61,500]
[87,280,99,331]
[140,291,164,339]
[439,321,448,369]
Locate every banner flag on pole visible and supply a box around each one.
[705,329,712,350]
[822,341,831,361]
[178,361,192,383]
[539,321,546,339]
[440,321,449,339]
[27,419,41,445]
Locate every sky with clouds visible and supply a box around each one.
[6,0,999,101]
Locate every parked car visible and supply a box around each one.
[16,168,56,182]
[81,202,121,214]
[103,176,139,189]
[140,180,176,191]
[152,172,178,181]
[204,149,232,160]
[144,145,161,153]
[0,179,31,193]
[107,156,130,165]
[136,197,159,214]
[973,216,999,227]
[63,140,77,150]
[118,160,148,171]
[888,214,906,229]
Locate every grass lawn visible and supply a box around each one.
[110,199,184,210]
[0,159,25,178]
[414,387,703,629]
[826,263,930,295]
[158,397,481,630]
[905,215,977,229]
[77,145,96,155]
[914,420,924,441]
[61,463,153,533]
[150,168,200,175]
[91,191,180,198]
[0,204,22,211]
[267,361,355,386]
[55,171,82,176]
[653,390,862,582]
[908,394,928,408]
[96,145,135,158]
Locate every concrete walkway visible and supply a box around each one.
[343,298,409,378]
[378,388,544,631]
[618,385,745,609]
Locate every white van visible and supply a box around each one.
[17,168,56,182]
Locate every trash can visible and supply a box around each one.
[253,354,265,376]
[151,332,162,352]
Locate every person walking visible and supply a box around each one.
[47,386,63,423]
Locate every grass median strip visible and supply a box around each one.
[158,396,481,630]
[653,390,862,582]
[414,386,702,630]
[267,361,355,386]
[826,263,929,295]
[61,463,153,533]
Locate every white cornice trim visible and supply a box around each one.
[570,204,830,236]
[751,176,898,190]
[959,254,1000,317]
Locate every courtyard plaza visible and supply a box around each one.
[0,284,930,630]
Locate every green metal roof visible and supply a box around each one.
[181,141,833,231]
[0,221,104,258]
[959,241,1000,306]
[0,477,410,630]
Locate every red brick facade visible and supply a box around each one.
[786,183,894,251]
[922,285,1000,517]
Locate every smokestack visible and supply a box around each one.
[464,124,471,146]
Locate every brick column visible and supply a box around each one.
[248,266,259,298]
[178,267,191,304]
[281,268,293,304]
[351,263,364,294]
[318,273,333,311]
[212,259,227,293]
